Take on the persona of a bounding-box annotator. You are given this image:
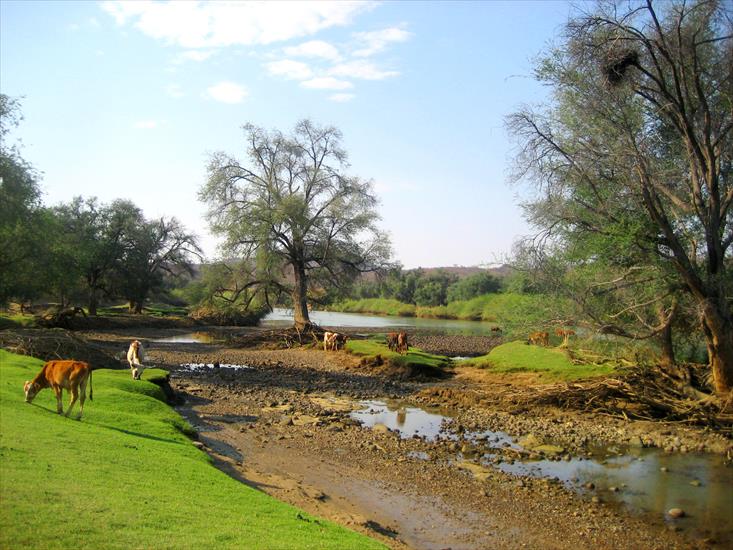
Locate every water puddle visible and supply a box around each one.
[179,363,252,372]
[350,400,451,440]
[351,399,733,544]
[488,448,733,544]
[153,332,222,344]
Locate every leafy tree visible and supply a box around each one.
[447,271,502,302]
[52,198,138,315]
[0,95,45,305]
[413,270,458,307]
[201,120,390,328]
[114,216,201,313]
[508,0,733,393]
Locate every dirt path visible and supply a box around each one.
[79,328,727,549]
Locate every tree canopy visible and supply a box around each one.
[201,120,391,328]
[508,0,733,392]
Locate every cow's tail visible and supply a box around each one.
[89,368,93,401]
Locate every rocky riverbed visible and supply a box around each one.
[77,327,731,549]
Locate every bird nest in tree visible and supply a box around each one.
[602,48,639,86]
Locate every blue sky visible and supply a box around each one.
[1,0,573,268]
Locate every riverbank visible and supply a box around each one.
[7,326,731,548]
[0,350,381,549]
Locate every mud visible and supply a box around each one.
[75,327,731,548]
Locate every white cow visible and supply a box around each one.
[127,340,145,380]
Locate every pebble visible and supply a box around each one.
[667,508,685,519]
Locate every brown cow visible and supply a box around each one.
[555,328,576,347]
[24,360,93,420]
[323,331,348,351]
[386,332,399,351]
[396,332,409,354]
[527,331,550,347]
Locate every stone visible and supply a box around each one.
[690,480,701,487]
[585,482,595,490]
[660,466,668,472]
[628,436,644,447]
[609,486,619,492]
[667,508,685,519]
[372,423,390,434]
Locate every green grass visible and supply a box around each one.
[0,313,37,329]
[96,303,189,317]
[460,341,617,381]
[346,337,451,370]
[0,350,384,550]
[332,293,575,336]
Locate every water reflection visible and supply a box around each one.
[262,307,495,335]
[350,400,450,440]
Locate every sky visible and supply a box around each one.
[1,0,575,269]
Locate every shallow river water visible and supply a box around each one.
[351,400,733,545]
[261,307,495,335]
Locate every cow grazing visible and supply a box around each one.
[555,328,576,347]
[527,331,550,347]
[323,331,348,351]
[127,339,145,380]
[386,332,399,352]
[386,332,408,354]
[24,360,93,420]
[396,332,409,354]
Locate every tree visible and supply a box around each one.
[447,271,502,302]
[201,120,390,329]
[508,0,733,393]
[114,216,201,313]
[53,198,138,315]
[0,94,45,305]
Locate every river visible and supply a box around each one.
[261,307,494,335]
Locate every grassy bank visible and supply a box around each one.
[0,350,384,550]
[346,337,451,371]
[0,313,37,329]
[460,341,616,381]
[332,293,574,334]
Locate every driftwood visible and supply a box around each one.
[501,363,731,432]
[37,306,87,329]
[234,325,328,349]
[0,329,118,369]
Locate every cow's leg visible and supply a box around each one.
[77,379,87,420]
[65,386,79,418]
[53,385,63,414]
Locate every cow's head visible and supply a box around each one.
[24,381,40,403]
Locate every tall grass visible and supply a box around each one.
[0,350,384,550]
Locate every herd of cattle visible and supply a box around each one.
[23,327,573,420]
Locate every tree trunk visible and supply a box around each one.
[88,288,98,316]
[700,301,733,395]
[134,301,143,314]
[657,303,675,368]
[291,261,311,329]
[658,321,675,368]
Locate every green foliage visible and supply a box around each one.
[201,120,391,326]
[446,272,501,302]
[0,313,36,329]
[345,337,451,370]
[0,350,384,550]
[461,341,615,381]
[0,95,46,304]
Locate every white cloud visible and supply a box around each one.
[100,1,375,48]
[265,59,313,80]
[166,83,185,98]
[301,77,353,90]
[284,40,340,60]
[353,26,411,57]
[328,60,398,80]
[134,120,159,129]
[329,93,355,102]
[206,81,248,103]
[177,49,216,62]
